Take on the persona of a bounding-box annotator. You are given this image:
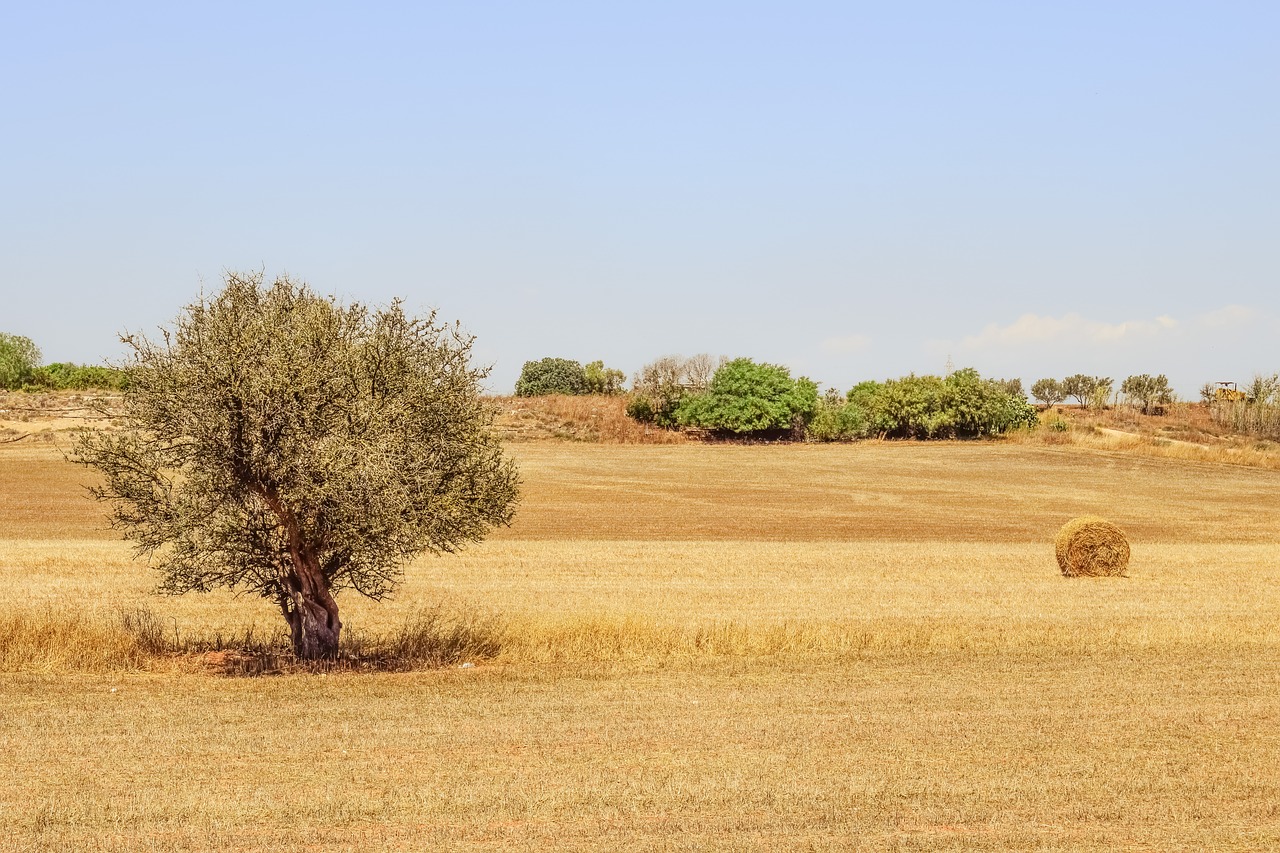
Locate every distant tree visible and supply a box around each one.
[1244,373,1280,406]
[868,373,954,438]
[75,272,519,659]
[676,358,818,436]
[1061,374,1092,407]
[514,358,587,396]
[28,363,129,391]
[1121,374,1173,415]
[627,354,725,428]
[0,333,41,390]
[1031,378,1066,408]
[583,360,626,395]
[1088,377,1115,411]
[846,369,1036,439]
[682,353,726,390]
[1062,374,1112,410]
[945,368,1039,435]
[993,378,1025,400]
[807,388,870,442]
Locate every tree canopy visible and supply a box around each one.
[75,272,519,658]
[0,333,41,389]
[514,357,588,396]
[675,358,818,435]
[1121,374,1173,415]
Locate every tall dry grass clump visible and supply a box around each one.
[0,603,509,675]
[1055,516,1130,577]
[0,606,167,672]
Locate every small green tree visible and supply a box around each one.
[994,378,1025,399]
[1244,373,1280,406]
[945,368,1038,435]
[1061,374,1092,407]
[807,389,870,442]
[583,360,626,395]
[1089,377,1114,411]
[847,380,894,435]
[0,333,41,390]
[1062,374,1112,409]
[514,358,587,396]
[75,272,520,659]
[675,358,818,436]
[872,374,954,438]
[1121,374,1173,415]
[1030,378,1066,408]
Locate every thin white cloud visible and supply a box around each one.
[820,334,872,355]
[1198,304,1257,328]
[953,312,1179,351]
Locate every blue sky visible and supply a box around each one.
[2,2,1277,395]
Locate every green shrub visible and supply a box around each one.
[945,368,1039,436]
[624,394,656,423]
[514,358,587,396]
[807,393,870,442]
[0,333,41,390]
[27,362,129,391]
[1120,374,1173,415]
[849,368,1037,439]
[675,358,818,436]
[583,360,626,395]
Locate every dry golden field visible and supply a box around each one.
[3,439,1280,850]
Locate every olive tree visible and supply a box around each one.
[1062,374,1112,409]
[75,272,520,659]
[1121,374,1173,415]
[1030,378,1065,408]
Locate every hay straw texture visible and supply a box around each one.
[1055,516,1131,577]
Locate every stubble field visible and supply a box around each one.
[3,440,1280,850]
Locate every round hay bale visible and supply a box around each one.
[1054,516,1130,577]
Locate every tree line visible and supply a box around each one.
[0,333,128,391]
[518,353,1039,440]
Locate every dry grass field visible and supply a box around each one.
[3,439,1280,850]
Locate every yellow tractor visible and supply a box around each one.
[1215,381,1247,402]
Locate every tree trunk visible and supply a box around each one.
[257,487,342,659]
[281,554,342,659]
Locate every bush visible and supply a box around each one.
[515,358,587,396]
[0,333,41,390]
[850,368,1037,439]
[628,354,725,428]
[675,358,818,436]
[1120,374,1173,415]
[583,360,626,395]
[624,394,656,424]
[26,362,129,391]
[807,392,870,442]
